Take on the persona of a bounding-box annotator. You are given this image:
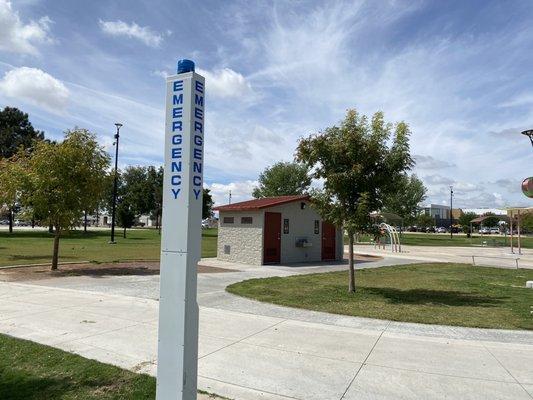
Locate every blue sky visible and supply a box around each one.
[0,0,532,207]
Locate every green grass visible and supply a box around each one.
[0,333,156,399]
[356,232,533,248]
[227,263,533,330]
[0,228,218,267]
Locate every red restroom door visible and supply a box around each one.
[264,212,281,264]
[321,222,336,261]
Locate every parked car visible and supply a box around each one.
[489,227,500,234]
[426,226,436,233]
[479,227,491,234]
[436,227,447,233]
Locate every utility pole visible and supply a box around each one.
[229,190,232,204]
[109,122,122,244]
[450,185,453,239]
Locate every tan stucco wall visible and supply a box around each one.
[267,201,324,263]
[216,200,344,265]
[216,211,263,265]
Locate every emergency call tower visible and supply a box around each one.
[156,59,205,400]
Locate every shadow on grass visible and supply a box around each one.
[0,372,91,400]
[364,287,506,307]
[53,266,159,278]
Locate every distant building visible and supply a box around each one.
[422,204,451,220]
[461,208,507,216]
[214,195,343,266]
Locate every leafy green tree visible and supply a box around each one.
[482,212,500,227]
[417,213,435,229]
[26,129,110,270]
[296,109,413,292]
[203,188,214,219]
[458,211,478,233]
[0,107,44,159]
[0,154,27,232]
[521,212,533,233]
[147,166,164,230]
[383,174,426,225]
[252,162,311,198]
[122,166,153,215]
[116,200,136,238]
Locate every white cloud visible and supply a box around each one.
[414,154,455,169]
[99,19,164,47]
[0,67,69,112]
[151,69,168,79]
[0,0,53,55]
[197,68,253,99]
[423,174,454,186]
[206,180,258,206]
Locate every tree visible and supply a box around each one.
[296,109,412,292]
[116,200,136,238]
[482,212,500,227]
[383,174,426,225]
[458,211,478,233]
[417,213,435,229]
[252,162,311,198]
[203,188,214,219]
[0,154,27,233]
[0,107,44,159]
[26,129,110,270]
[521,212,533,233]
[147,166,164,230]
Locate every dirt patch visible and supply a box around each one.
[343,253,384,262]
[0,261,235,282]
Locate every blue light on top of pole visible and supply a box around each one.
[177,59,195,74]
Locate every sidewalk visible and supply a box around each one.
[351,244,533,269]
[1,280,532,400]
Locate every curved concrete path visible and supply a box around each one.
[1,256,532,400]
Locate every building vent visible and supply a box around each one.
[224,245,231,254]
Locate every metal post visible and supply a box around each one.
[156,59,204,400]
[517,209,522,255]
[510,215,514,254]
[450,186,453,239]
[109,123,122,244]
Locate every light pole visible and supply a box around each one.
[109,123,122,244]
[521,129,533,147]
[449,185,453,239]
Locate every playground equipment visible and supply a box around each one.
[378,222,402,252]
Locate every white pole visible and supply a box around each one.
[156,59,205,400]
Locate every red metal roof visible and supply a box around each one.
[214,195,310,212]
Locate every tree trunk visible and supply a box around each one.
[348,232,356,293]
[31,218,35,228]
[48,222,54,234]
[51,227,60,271]
[8,208,13,233]
[84,210,88,233]
[123,226,126,238]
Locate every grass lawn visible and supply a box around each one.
[0,228,217,267]
[0,333,156,399]
[356,232,533,248]
[227,263,533,330]
[0,334,223,400]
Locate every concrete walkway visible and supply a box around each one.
[352,243,533,269]
[1,257,533,399]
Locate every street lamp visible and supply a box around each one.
[521,129,533,147]
[449,185,453,239]
[109,123,123,244]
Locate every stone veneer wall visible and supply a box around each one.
[216,210,263,265]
